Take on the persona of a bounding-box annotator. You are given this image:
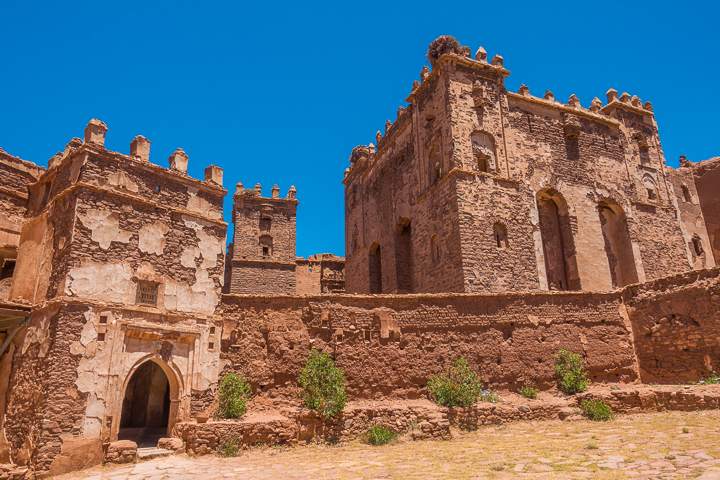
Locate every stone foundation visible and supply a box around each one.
[175,384,720,455]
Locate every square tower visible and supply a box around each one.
[228,183,298,294]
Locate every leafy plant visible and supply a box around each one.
[699,372,720,385]
[520,385,538,399]
[216,435,242,457]
[367,426,398,446]
[580,398,614,421]
[299,349,347,419]
[218,373,252,419]
[428,358,500,407]
[554,350,590,394]
[586,443,598,450]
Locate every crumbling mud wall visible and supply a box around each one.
[668,164,715,270]
[693,157,720,264]
[624,267,720,383]
[343,39,695,295]
[296,254,345,294]
[212,290,639,408]
[1,299,220,478]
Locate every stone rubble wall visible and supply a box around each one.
[177,384,720,455]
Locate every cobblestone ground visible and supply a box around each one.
[55,410,720,480]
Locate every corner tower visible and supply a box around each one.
[228,183,298,294]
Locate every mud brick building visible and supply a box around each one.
[226,182,299,295]
[343,39,717,295]
[0,36,718,478]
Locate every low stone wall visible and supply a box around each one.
[176,385,720,455]
[0,464,27,480]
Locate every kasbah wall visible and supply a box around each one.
[0,36,716,477]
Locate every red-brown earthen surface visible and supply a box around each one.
[0,37,718,479]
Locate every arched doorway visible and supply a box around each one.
[119,360,172,446]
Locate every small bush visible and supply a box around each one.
[299,349,347,419]
[216,435,242,457]
[218,373,252,419]
[699,372,720,385]
[428,358,495,407]
[520,385,538,399]
[586,443,598,450]
[682,427,690,434]
[367,426,398,446]
[580,398,614,421]
[554,350,590,394]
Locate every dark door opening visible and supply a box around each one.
[119,361,171,447]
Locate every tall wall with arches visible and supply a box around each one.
[343,38,706,295]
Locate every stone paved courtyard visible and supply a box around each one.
[55,410,720,480]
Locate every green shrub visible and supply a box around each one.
[299,349,347,419]
[519,385,538,399]
[699,372,720,385]
[367,426,398,446]
[554,350,590,394]
[218,373,252,419]
[216,435,242,457]
[428,358,500,407]
[580,398,614,421]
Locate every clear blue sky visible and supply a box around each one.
[1,1,718,258]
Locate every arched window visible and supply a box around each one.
[643,174,657,201]
[429,146,442,184]
[493,223,508,249]
[430,235,440,262]
[536,189,580,291]
[259,235,273,257]
[471,131,497,173]
[369,242,382,294]
[598,200,639,288]
[681,185,692,203]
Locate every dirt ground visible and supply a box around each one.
[53,409,720,480]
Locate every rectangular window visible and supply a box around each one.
[262,247,269,256]
[136,281,159,307]
[97,332,106,342]
[99,315,108,324]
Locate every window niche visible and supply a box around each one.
[428,145,442,185]
[430,235,440,262]
[692,235,704,257]
[681,185,692,203]
[493,223,508,249]
[643,174,658,201]
[471,131,496,173]
[260,235,273,257]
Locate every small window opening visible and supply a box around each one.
[681,185,692,203]
[692,236,704,256]
[209,326,216,335]
[208,342,214,350]
[493,223,509,249]
[1,259,16,280]
[99,315,108,324]
[260,217,272,231]
[308,268,312,273]
[647,188,656,201]
[430,235,439,263]
[262,246,269,256]
[97,332,106,342]
[136,281,159,307]
[364,330,371,341]
[156,186,161,192]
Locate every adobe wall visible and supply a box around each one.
[10,142,228,317]
[624,267,720,383]
[693,156,720,264]
[0,149,44,300]
[667,164,715,270]
[214,289,639,407]
[344,42,695,295]
[1,299,219,477]
[229,185,298,295]
[296,254,346,294]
